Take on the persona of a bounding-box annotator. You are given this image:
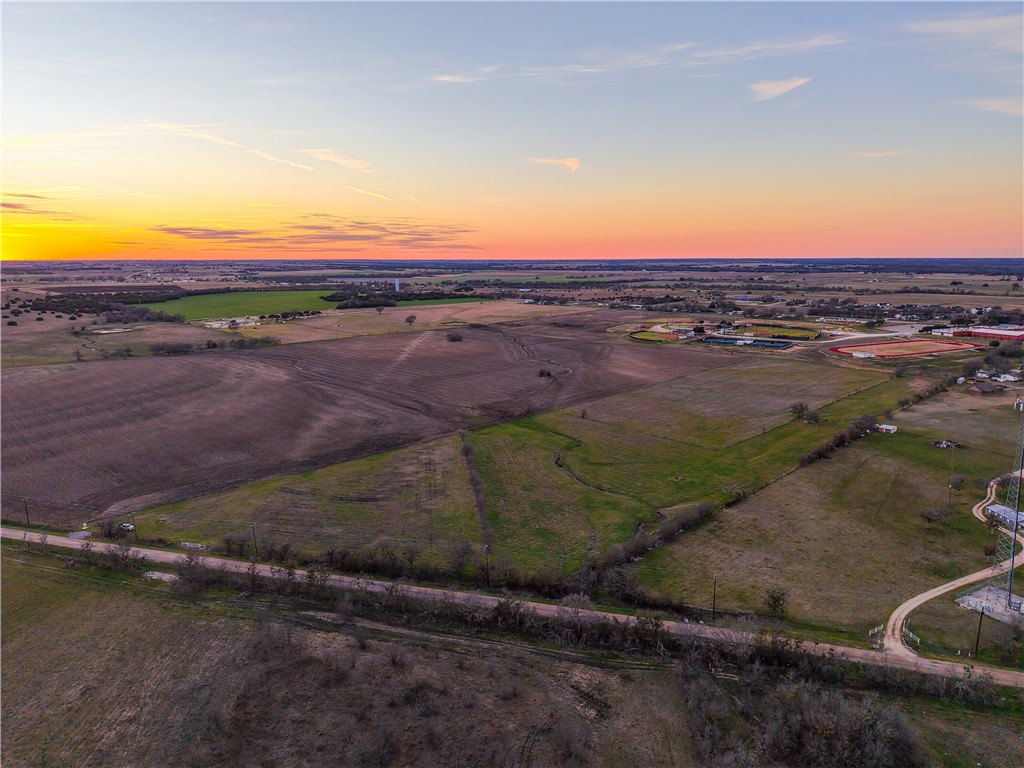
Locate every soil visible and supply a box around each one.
[1,313,732,522]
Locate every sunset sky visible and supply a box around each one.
[3,2,1021,261]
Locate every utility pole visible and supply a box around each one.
[250,522,259,558]
[23,498,30,528]
[947,447,955,510]
[712,574,717,622]
[484,544,491,589]
[974,607,985,657]
[130,511,137,540]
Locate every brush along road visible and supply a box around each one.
[3,527,1022,688]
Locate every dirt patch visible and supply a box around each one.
[1,320,731,521]
[829,339,981,358]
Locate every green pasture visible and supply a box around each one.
[142,290,335,320]
[133,436,481,564]
[633,389,1019,643]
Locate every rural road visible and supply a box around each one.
[884,474,1024,663]
[5,527,1023,688]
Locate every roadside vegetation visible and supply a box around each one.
[4,546,1022,768]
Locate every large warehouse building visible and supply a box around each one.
[954,327,1024,342]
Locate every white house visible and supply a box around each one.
[877,424,898,434]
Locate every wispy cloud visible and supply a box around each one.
[610,188,670,203]
[3,129,126,148]
[519,44,692,81]
[2,201,78,220]
[847,149,916,158]
[530,157,580,173]
[507,35,840,85]
[963,98,1024,117]
[905,14,1023,53]
[750,77,810,101]
[299,148,375,172]
[154,226,266,240]
[690,35,844,65]
[244,20,296,35]
[346,185,401,204]
[152,215,478,251]
[431,67,497,84]
[142,122,315,171]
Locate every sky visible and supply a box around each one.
[2,1,1022,261]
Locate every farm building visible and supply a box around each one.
[985,504,1022,530]
[967,381,1004,396]
[877,424,898,434]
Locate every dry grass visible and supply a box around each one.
[3,323,728,520]
[138,435,482,563]
[635,389,1019,637]
[1,319,228,367]
[1,550,701,768]
[235,300,591,344]
[1,553,249,768]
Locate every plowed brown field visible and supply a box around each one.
[2,320,732,522]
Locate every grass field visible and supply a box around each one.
[629,330,675,343]
[232,300,590,344]
[634,389,1020,641]
[906,593,1023,668]
[0,549,702,768]
[0,319,228,366]
[142,290,336,319]
[5,545,1024,768]
[742,323,819,339]
[126,356,928,579]
[395,297,491,306]
[136,436,482,564]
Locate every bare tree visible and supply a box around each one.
[405,314,417,326]
[375,305,385,315]
[789,402,809,419]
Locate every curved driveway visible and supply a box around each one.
[4,526,1022,688]
[883,474,1023,668]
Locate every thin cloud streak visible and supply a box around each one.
[152,215,478,251]
[299,148,375,172]
[963,98,1023,117]
[905,14,1023,53]
[609,188,670,203]
[690,35,844,65]
[346,186,401,204]
[848,149,916,158]
[530,157,580,173]
[142,122,315,171]
[750,77,810,101]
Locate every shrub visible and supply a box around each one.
[919,506,952,524]
[765,587,788,618]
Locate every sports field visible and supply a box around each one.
[142,290,335,319]
[829,339,980,358]
[742,323,819,340]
